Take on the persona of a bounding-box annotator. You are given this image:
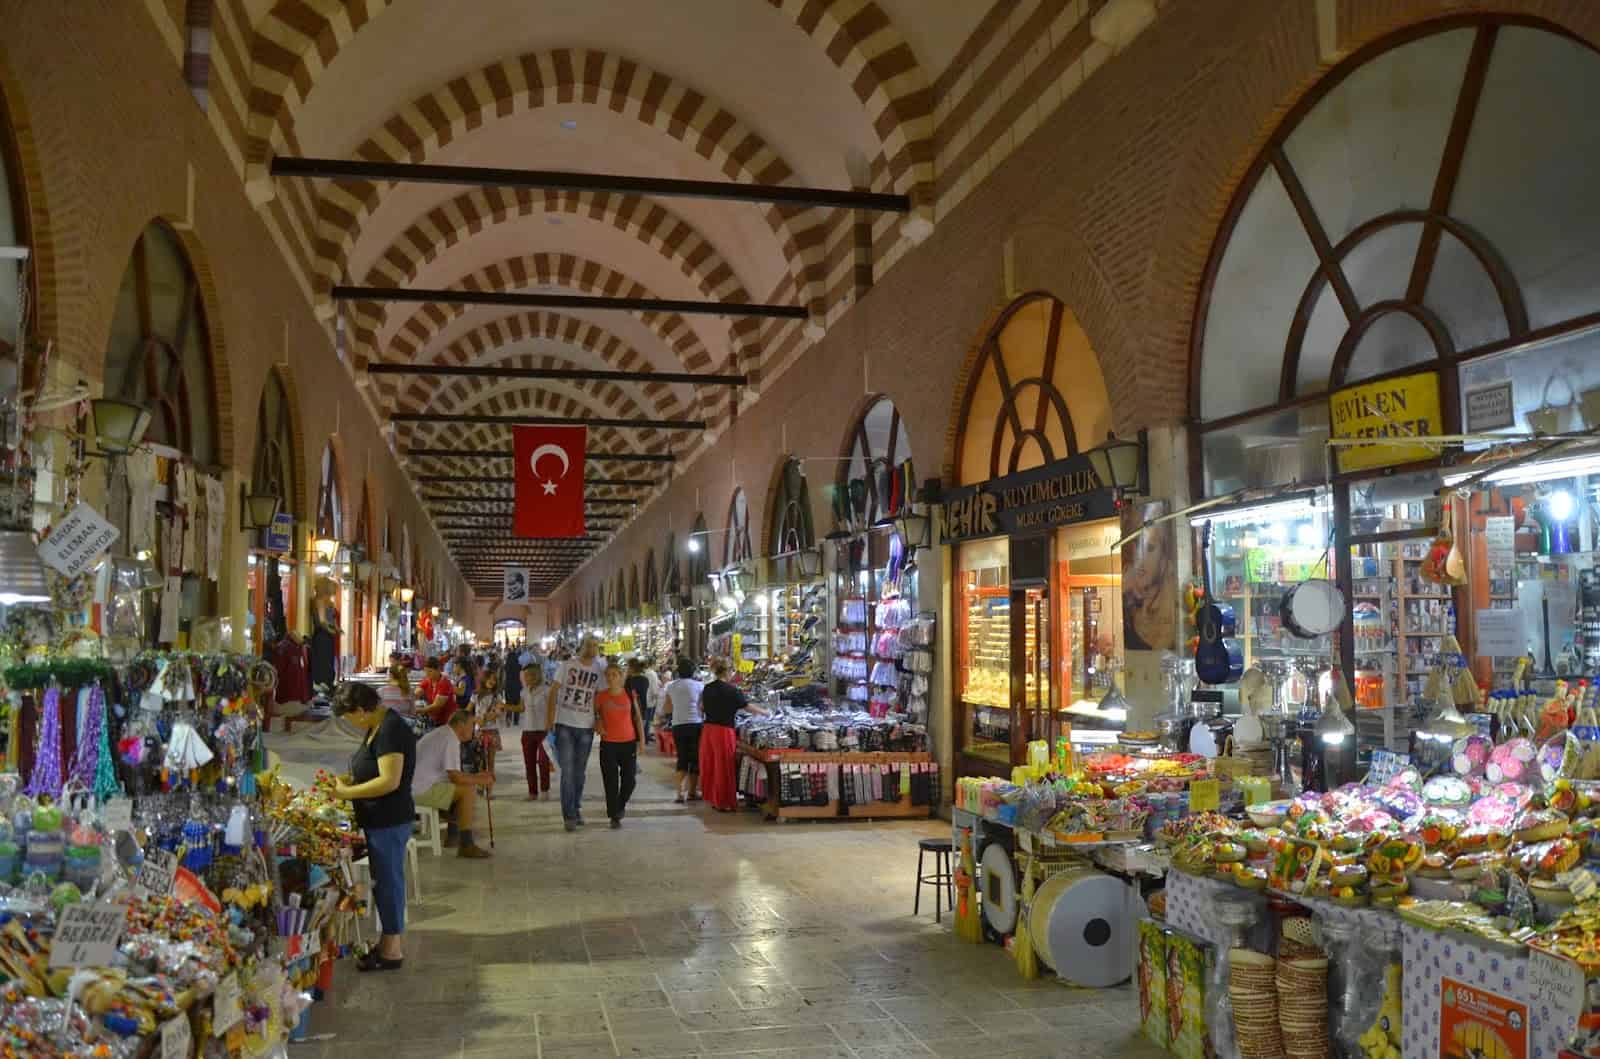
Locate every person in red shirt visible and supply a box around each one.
[417,657,457,726]
[594,661,645,829]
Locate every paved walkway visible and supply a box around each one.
[279,721,1163,1059]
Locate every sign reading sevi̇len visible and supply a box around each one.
[37,502,119,578]
[941,453,1119,543]
[1328,370,1441,473]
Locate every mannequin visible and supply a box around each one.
[309,576,342,692]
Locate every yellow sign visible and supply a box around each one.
[1188,778,1220,812]
[1329,370,1441,472]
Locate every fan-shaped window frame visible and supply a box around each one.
[627,564,640,612]
[687,515,710,588]
[768,458,815,556]
[642,549,658,606]
[1188,15,1600,494]
[251,369,298,521]
[104,222,220,468]
[724,489,752,568]
[316,442,343,542]
[839,397,914,530]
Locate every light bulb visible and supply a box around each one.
[1549,490,1575,522]
[1296,522,1319,548]
[687,538,701,554]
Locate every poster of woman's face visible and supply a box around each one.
[1122,499,1176,651]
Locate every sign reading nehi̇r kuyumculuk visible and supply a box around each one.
[941,453,1119,543]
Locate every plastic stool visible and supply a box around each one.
[658,727,676,757]
[414,806,443,857]
[914,837,955,922]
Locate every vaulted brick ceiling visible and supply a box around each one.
[241,0,988,594]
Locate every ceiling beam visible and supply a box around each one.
[339,285,803,321]
[405,448,675,464]
[414,475,656,487]
[372,364,744,387]
[270,155,911,213]
[395,412,705,430]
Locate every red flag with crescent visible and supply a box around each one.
[513,426,587,538]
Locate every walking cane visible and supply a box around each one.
[483,785,495,849]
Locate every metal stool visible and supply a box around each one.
[914,837,955,922]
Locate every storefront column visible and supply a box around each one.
[1122,422,1190,732]
[222,467,250,652]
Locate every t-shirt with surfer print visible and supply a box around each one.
[552,656,610,729]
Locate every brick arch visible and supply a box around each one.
[380,252,724,419]
[251,363,310,525]
[0,51,57,358]
[350,186,762,372]
[309,49,825,312]
[148,220,239,472]
[316,431,353,542]
[762,0,934,215]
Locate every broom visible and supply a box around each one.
[1013,853,1040,980]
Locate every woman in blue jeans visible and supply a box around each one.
[333,681,417,971]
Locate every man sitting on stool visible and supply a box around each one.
[412,709,494,859]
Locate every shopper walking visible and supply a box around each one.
[330,682,416,970]
[595,662,645,827]
[699,660,768,812]
[519,667,553,799]
[547,634,608,831]
[661,657,705,803]
[624,659,653,741]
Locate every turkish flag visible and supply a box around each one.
[513,425,587,538]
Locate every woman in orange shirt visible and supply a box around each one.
[594,661,645,828]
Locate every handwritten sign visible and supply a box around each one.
[37,503,119,578]
[1485,516,1515,566]
[100,799,133,833]
[1528,948,1585,1045]
[1476,608,1528,658]
[1188,779,1220,812]
[138,849,178,897]
[212,972,243,1035]
[49,901,126,968]
[160,1014,191,1059]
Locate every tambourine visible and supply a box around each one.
[1279,578,1346,639]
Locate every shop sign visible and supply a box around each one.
[941,454,1117,543]
[1464,380,1516,432]
[48,900,126,969]
[262,513,294,553]
[38,502,119,578]
[1328,370,1441,473]
[1438,977,1526,1059]
[1528,948,1584,1045]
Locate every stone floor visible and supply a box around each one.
[284,723,1165,1059]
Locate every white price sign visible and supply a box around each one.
[1528,948,1586,1044]
[36,502,119,578]
[212,971,243,1035]
[160,1014,192,1059]
[138,848,178,897]
[48,901,126,969]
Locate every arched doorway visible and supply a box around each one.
[1188,16,1600,703]
[494,618,527,650]
[246,368,301,655]
[102,222,224,647]
[947,293,1124,776]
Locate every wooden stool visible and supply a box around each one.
[915,837,955,922]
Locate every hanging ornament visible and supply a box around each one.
[26,685,63,799]
[68,683,103,791]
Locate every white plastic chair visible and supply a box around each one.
[414,805,443,857]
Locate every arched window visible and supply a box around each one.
[251,370,297,519]
[839,397,914,529]
[613,570,626,616]
[661,533,682,597]
[316,443,343,542]
[767,458,814,555]
[642,549,658,606]
[1191,17,1600,492]
[723,489,752,568]
[953,292,1111,487]
[104,223,219,468]
[400,524,412,581]
[628,563,640,610]
[688,515,709,586]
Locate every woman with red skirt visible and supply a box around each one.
[698,659,768,812]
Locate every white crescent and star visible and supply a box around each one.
[529,443,571,496]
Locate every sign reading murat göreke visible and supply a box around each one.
[942,453,1118,543]
[1328,370,1442,473]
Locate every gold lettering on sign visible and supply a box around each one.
[948,493,998,538]
[1000,469,1099,511]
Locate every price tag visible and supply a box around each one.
[212,972,242,1036]
[1189,779,1220,812]
[48,901,127,969]
[100,799,133,833]
[160,1014,191,1059]
[1528,948,1586,1043]
[138,849,179,897]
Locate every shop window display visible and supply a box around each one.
[958,537,1011,764]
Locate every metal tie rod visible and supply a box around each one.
[371,364,744,386]
[337,285,803,321]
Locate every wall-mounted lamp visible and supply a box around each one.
[430,605,441,617]
[89,398,152,456]
[399,586,415,603]
[355,558,375,582]
[1084,430,1147,500]
[895,509,932,552]
[239,489,282,532]
[313,535,340,563]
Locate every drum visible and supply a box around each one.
[1280,578,1345,639]
[1028,868,1138,987]
[980,842,1019,935]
